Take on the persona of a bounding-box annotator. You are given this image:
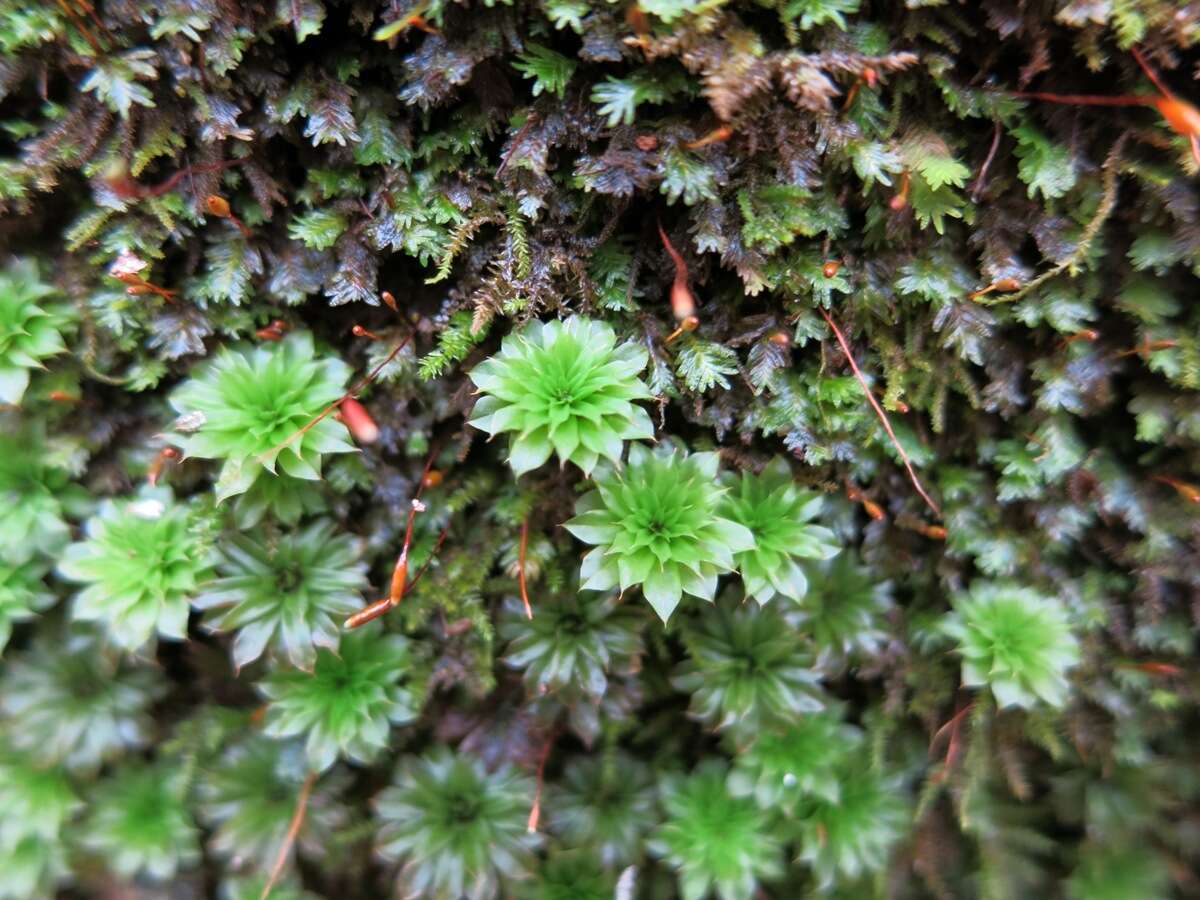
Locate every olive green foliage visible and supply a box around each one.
[0,627,161,773]
[2,0,1200,896]
[727,707,861,809]
[673,597,825,735]
[500,587,645,699]
[791,762,909,890]
[198,735,348,870]
[0,559,53,654]
[79,762,199,882]
[375,749,539,900]
[0,426,86,564]
[547,753,657,869]
[792,551,892,666]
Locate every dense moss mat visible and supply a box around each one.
[1,0,1199,897]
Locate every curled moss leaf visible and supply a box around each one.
[719,457,839,604]
[500,588,645,701]
[196,519,367,670]
[0,626,162,773]
[791,761,909,890]
[375,748,539,900]
[727,708,862,810]
[0,258,71,406]
[169,331,354,501]
[941,581,1080,709]
[79,762,200,883]
[672,598,825,734]
[260,629,421,772]
[651,760,783,900]
[565,443,755,622]
[0,559,54,654]
[469,317,654,476]
[58,486,214,650]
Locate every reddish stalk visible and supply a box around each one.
[518,516,533,620]
[344,448,446,629]
[526,733,554,833]
[496,113,539,178]
[930,703,973,783]
[657,220,696,321]
[260,771,316,900]
[821,309,941,518]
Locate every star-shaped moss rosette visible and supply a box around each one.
[468,317,655,476]
[548,753,656,869]
[527,851,615,900]
[671,597,825,735]
[790,552,893,667]
[547,752,656,869]
[0,559,54,655]
[0,626,162,773]
[718,458,839,604]
[198,735,348,872]
[791,759,909,891]
[0,742,80,898]
[941,581,1080,709]
[79,762,200,883]
[0,258,72,406]
[259,630,421,772]
[565,443,755,622]
[375,748,540,900]
[0,835,70,900]
[726,708,862,810]
[195,519,368,670]
[1067,844,1171,900]
[500,587,645,701]
[169,331,354,501]
[0,426,87,565]
[651,760,783,900]
[58,486,215,651]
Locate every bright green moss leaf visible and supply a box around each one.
[566,443,754,622]
[259,630,421,772]
[719,457,839,604]
[59,487,214,650]
[651,760,783,900]
[169,332,354,501]
[941,581,1080,709]
[469,317,654,476]
[0,258,71,405]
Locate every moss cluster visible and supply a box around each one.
[1,0,1199,897]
